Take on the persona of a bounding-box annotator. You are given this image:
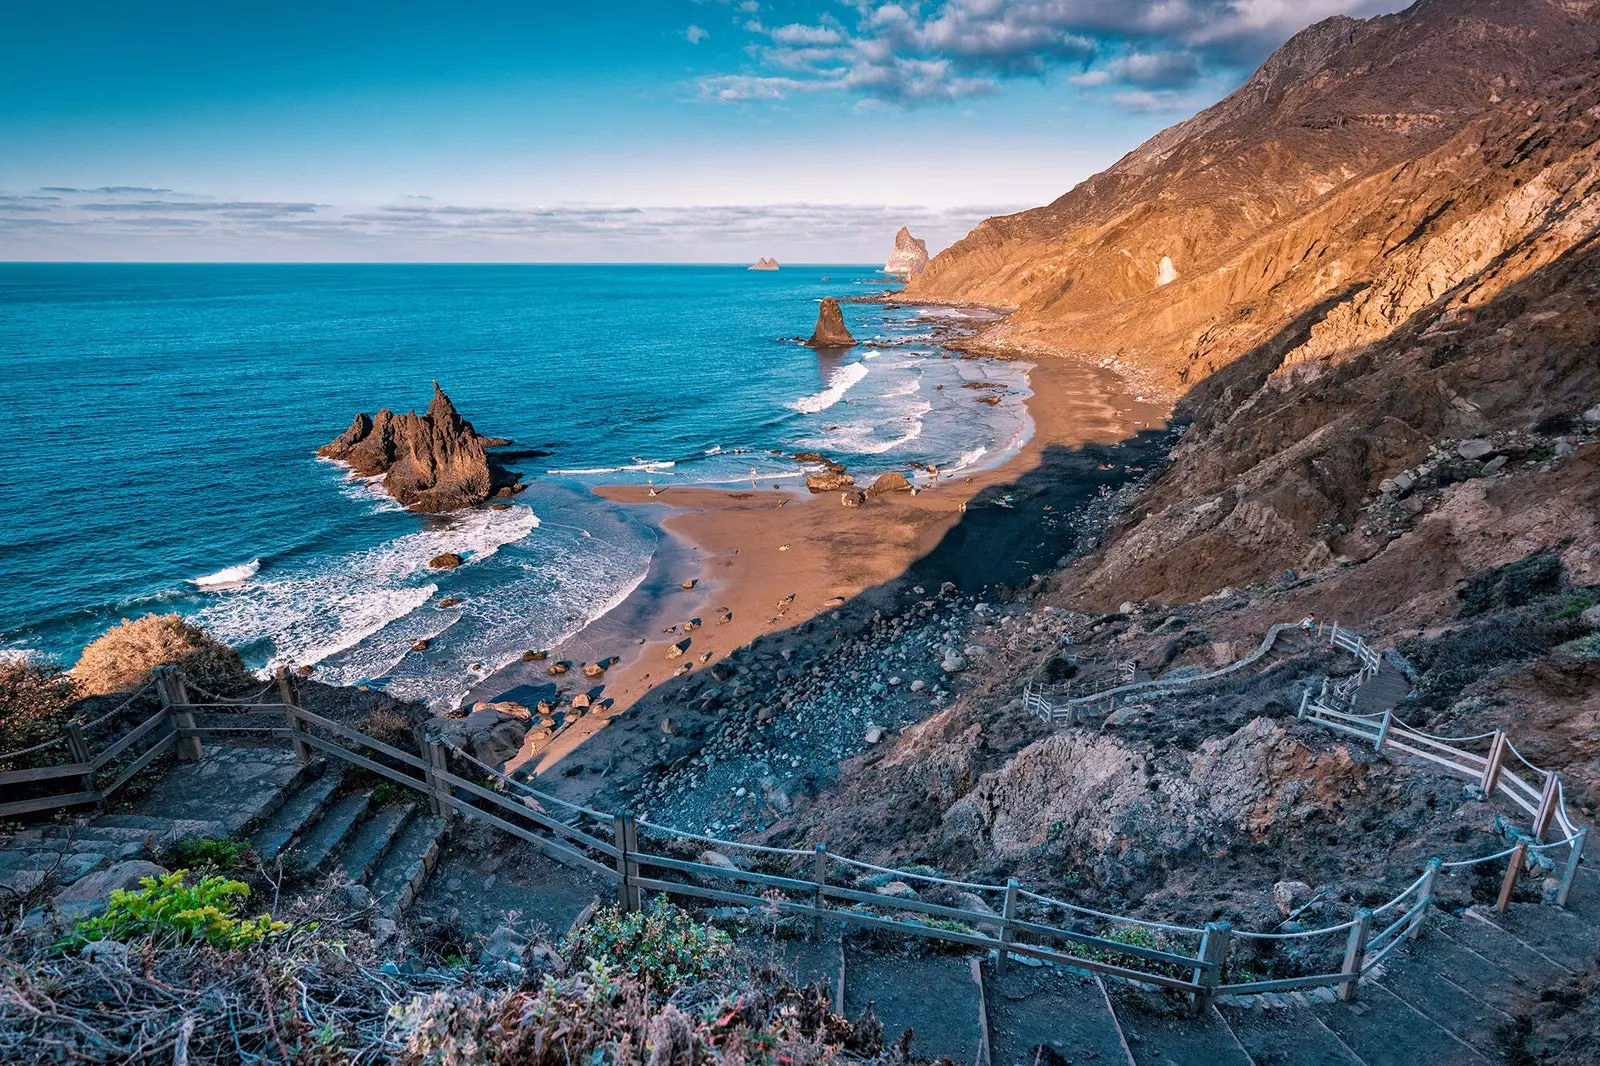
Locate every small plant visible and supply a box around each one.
[562,899,731,991]
[370,781,414,808]
[165,836,251,870]
[58,870,287,950]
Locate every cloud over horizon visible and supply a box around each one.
[697,0,1410,107]
[0,184,1022,261]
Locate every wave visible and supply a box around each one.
[190,560,261,591]
[788,362,869,414]
[799,400,931,456]
[946,446,989,474]
[547,460,677,475]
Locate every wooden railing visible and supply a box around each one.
[1,644,1589,1010]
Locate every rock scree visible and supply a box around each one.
[805,297,856,348]
[318,382,520,513]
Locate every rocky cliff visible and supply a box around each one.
[805,297,856,348]
[748,257,780,271]
[883,227,929,277]
[318,383,521,513]
[906,0,1600,393]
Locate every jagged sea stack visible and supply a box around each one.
[318,382,520,513]
[806,297,856,348]
[883,227,929,277]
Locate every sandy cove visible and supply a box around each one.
[464,353,1171,791]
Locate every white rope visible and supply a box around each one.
[73,681,158,733]
[1502,738,1548,779]
[825,852,1008,893]
[1233,919,1358,940]
[1370,870,1431,916]
[636,821,813,858]
[1439,846,1521,869]
[182,676,279,705]
[1018,889,1205,935]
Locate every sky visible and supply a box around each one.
[0,0,1412,263]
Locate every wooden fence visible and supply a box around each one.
[0,641,1588,1009]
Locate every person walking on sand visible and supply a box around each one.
[750,466,759,490]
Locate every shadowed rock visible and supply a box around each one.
[319,382,520,513]
[806,297,856,348]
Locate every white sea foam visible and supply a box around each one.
[191,560,261,591]
[788,362,868,414]
[800,401,930,456]
[194,506,540,673]
[946,446,989,474]
[547,460,677,475]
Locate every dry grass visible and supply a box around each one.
[72,614,249,697]
[0,657,78,757]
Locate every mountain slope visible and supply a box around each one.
[907,0,1600,391]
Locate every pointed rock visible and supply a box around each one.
[806,297,856,348]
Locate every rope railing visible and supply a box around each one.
[71,680,159,736]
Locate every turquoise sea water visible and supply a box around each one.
[0,263,1031,706]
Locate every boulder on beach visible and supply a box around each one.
[318,383,521,513]
[805,297,856,348]
[748,257,780,271]
[436,708,527,767]
[883,227,930,277]
[806,469,855,493]
[866,471,914,497]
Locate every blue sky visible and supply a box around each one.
[0,0,1408,262]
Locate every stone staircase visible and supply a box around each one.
[0,746,446,926]
[1348,656,1413,718]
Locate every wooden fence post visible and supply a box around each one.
[1297,689,1310,720]
[995,879,1019,974]
[426,739,454,821]
[64,723,98,804]
[1337,909,1372,1002]
[1533,773,1560,841]
[1410,859,1441,939]
[1557,828,1587,908]
[611,812,640,913]
[1374,711,1393,753]
[1192,921,1231,1015]
[1481,731,1507,796]
[153,666,201,761]
[275,666,313,764]
[1496,842,1527,914]
[811,844,827,941]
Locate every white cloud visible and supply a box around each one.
[685,24,710,44]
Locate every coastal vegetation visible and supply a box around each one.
[72,613,247,697]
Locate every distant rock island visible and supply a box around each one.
[883,227,929,277]
[318,382,522,513]
[805,296,856,348]
[748,257,780,271]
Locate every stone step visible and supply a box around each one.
[843,943,986,1065]
[1106,987,1252,1066]
[366,814,448,919]
[0,851,106,887]
[337,803,416,885]
[1310,981,1490,1066]
[287,792,370,873]
[1464,903,1589,973]
[1388,921,1544,1013]
[137,747,308,836]
[1216,1001,1365,1066]
[250,767,345,862]
[984,964,1130,1066]
[776,935,845,1006]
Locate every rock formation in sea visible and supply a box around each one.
[882,227,929,277]
[805,297,856,348]
[748,257,780,271]
[318,382,521,513]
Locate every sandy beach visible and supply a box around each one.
[463,348,1171,788]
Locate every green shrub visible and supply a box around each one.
[58,871,287,950]
[562,899,730,991]
[370,781,415,808]
[1457,554,1564,617]
[165,837,251,870]
[1555,633,1600,662]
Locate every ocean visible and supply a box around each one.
[0,263,1031,707]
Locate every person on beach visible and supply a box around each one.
[750,467,759,489]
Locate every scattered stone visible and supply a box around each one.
[429,553,465,570]
[698,850,740,872]
[547,661,570,676]
[582,662,606,679]
[523,650,548,662]
[439,597,462,608]
[941,653,967,674]
[866,471,913,497]
[52,861,169,919]
[1274,880,1315,916]
[1583,405,1600,425]
[864,725,885,745]
[1482,455,1508,474]
[909,679,926,693]
[667,640,689,660]
[1457,438,1494,460]
[412,639,431,652]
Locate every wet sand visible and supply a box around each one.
[465,354,1171,783]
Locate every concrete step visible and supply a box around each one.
[1215,1001,1364,1066]
[137,747,307,836]
[1464,903,1589,973]
[250,767,344,862]
[985,964,1130,1066]
[775,934,844,1005]
[288,792,370,873]
[1368,941,1517,1058]
[1389,921,1543,1013]
[367,814,448,919]
[1310,981,1490,1065]
[1433,911,1571,991]
[843,943,987,1065]
[337,802,416,885]
[1106,987,1252,1066]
